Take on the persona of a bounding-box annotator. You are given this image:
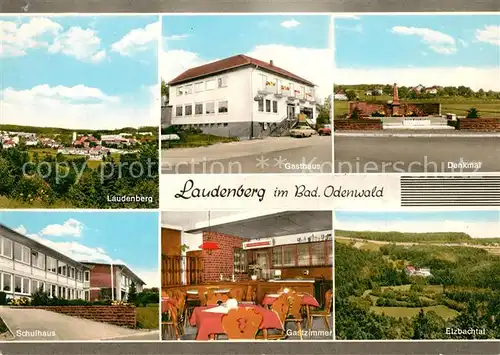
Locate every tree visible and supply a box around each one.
[161,80,169,103]
[466,107,480,119]
[350,107,363,120]
[128,282,138,303]
[346,90,357,101]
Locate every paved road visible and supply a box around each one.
[162,136,332,174]
[334,137,500,173]
[0,307,159,341]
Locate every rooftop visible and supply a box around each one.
[168,54,315,87]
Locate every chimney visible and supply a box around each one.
[269,60,274,66]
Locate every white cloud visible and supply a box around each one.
[14,225,28,235]
[335,217,500,239]
[0,17,62,57]
[165,34,190,41]
[458,39,468,48]
[335,66,500,91]
[280,19,301,29]
[0,84,156,129]
[161,45,332,100]
[392,26,457,55]
[132,268,160,288]
[40,218,85,237]
[111,21,159,57]
[48,26,106,63]
[476,25,500,46]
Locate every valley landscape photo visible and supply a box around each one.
[335,211,500,340]
[0,15,160,208]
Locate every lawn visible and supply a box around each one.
[370,305,459,320]
[0,196,74,209]
[27,148,121,170]
[334,95,500,118]
[136,304,159,329]
[162,134,239,149]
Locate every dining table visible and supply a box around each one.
[189,304,283,340]
[261,292,321,329]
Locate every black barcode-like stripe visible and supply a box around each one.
[401,176,500,206]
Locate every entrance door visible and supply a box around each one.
[287,104,296,120]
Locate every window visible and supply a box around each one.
[261,74,267,89]
[195,82,204,92]
[195,103,203,115]
[218,100,228,113]
[272,101,278,113]
[1,238,13,258]
[205,102,215,114]
[51,284,57,297]
[176,86,183,96]
[47,257,57,273]
[2,273,12,292]
[76,270,81,281]
[32,251,45,270]
[282,246,295,267]
[233,248,247,273]
[205,79,216,90]
[265,100,271,113]
[84,271,90,282]
[257,98,264,112]
[184,104,193,116]
[218,76,228,88]
[290,83,294,95]
[184,84,193,95]
[297,244,309,266]
[300,86,306,98]
[175,105,183,117]
[311,242,325,266]
[58,262,66,276]
[14,276,29,294]
[14,243,30,264]
[272,248,282,267]
[70,267,75,279]
[32,280,44,293]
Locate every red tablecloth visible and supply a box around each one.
[161,297,178,313]
[261,293,320,308]
[190,305,282,340]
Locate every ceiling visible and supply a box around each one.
[185,211,332,239]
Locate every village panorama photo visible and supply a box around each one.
[0,15,160,209]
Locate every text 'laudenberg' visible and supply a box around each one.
[174,180,384,202]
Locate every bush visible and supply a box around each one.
[0,292,7,305]
[31,290,50,306]
[9,297,30,306]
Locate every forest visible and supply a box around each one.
[335,242,500,339]
[0,142,159,209]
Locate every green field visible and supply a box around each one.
[136,305,159,329]
[371,305,459,320]
[334,93,500,118]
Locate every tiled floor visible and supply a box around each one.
[162,315,334,341]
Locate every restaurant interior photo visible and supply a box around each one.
[160,210,334,341]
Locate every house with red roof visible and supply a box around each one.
[167,54,318,139]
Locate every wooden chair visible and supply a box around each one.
[206,292,229,305]
[309,289,333,332]
[228,287,244,302]
[176,294,187,333]
[285,292,304,340]
[244,285,255,303]
[161,303,179,340]
[197,286,208,306]
[267,294,289,340]
[221,307,263,340]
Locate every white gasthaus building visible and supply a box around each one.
[167,54,318,139]
[0,223,90,301]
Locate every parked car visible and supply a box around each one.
[318,125,331,136]
[290,126,316,138]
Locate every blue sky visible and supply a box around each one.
[335,15,500,68]
[163,15,330,57]
[0,211,159,286]
[160,15,333,99]
[333,15,500,90]
[0,15,159,129]
[335,211,500,238]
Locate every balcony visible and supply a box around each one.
[264,82,277,94]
